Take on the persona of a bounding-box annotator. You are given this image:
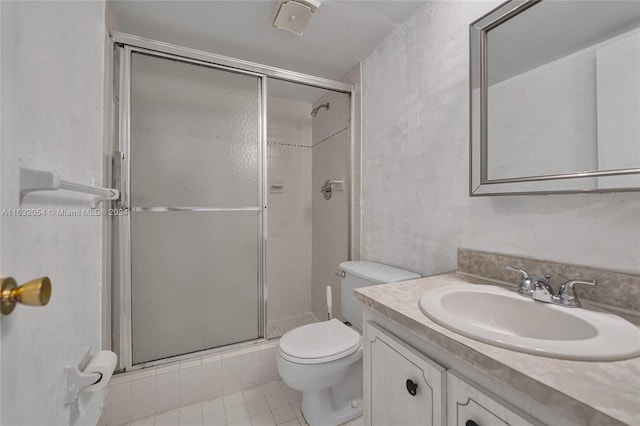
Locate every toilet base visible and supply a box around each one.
[299,357,363,426]
[301,391,363,426]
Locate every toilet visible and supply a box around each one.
[276,261,420,426]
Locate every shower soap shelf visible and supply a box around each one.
[19,167,120,206]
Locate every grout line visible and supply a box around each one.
[312,126,349,148]
[268,142,312,149]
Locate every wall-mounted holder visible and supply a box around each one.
[320,179,344,200]
[65,349,118,404]
[19,167,120,207]
[65,350,101,404]
[0,276,51,316]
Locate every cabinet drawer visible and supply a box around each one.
[364,321,446,426]
[447,371,542,426]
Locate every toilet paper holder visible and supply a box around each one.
[64,349,116,404]
[65,350,101,404]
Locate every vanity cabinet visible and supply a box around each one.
[364,321,446,426]
[364,321,544,426]
[447,371,541,426]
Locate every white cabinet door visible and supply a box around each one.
[364,321,446,426]
[447,371,542,426]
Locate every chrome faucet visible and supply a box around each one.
[505,265,596,308]
[532,279,555,303]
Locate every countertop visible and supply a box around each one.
[354,273,640,426]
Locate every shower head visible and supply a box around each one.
[311,102,330,117]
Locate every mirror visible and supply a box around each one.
[470,0,640,195]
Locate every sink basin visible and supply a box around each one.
[418,284,640,361]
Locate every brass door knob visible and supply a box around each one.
[1,277,52,315]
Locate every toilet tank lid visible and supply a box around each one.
[339,261,420,284]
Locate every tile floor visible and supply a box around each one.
[125,379,363,426]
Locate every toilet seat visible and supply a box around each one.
[278,319,362,365]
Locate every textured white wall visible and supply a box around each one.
[1,1,106,424]
[361,1,640,276]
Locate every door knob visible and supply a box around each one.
[1,276,52,315]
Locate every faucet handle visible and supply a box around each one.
[505,265,528,279]
[505,265,536,297]
[558,279,596,308]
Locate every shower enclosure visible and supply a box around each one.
[111,34,354,371]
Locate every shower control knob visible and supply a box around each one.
[465,421,480,426]
[335,271,346,278]
[405,379,418,396]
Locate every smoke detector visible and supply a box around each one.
[272,0,321,36]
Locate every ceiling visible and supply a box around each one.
[109,0,426,82]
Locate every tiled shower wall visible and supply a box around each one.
[267,97,313,325]
[311,91,351,321]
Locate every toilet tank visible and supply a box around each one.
[339,261,420,331]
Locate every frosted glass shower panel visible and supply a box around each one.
[130,52,260,207]
[127,51,262,364]
[131,211,259,364]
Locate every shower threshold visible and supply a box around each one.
[267,312,318,339]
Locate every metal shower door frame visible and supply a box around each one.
[116,44,267,371]
[113,33,355,372]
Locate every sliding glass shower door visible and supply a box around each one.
[123,51,264,365]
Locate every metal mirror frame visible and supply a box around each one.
[469,0,640,196]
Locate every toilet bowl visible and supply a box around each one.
[276,261,420,426]
[277,319,363,426]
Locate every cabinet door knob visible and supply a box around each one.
[465,420,479,426]
[405,379,418,396]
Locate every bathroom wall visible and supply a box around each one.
[267,97,313,324]
[0,1,108,424]
[103,0,120,354]
[361,1,640,276]
[345,63,362,261]
[311,91,350,321]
